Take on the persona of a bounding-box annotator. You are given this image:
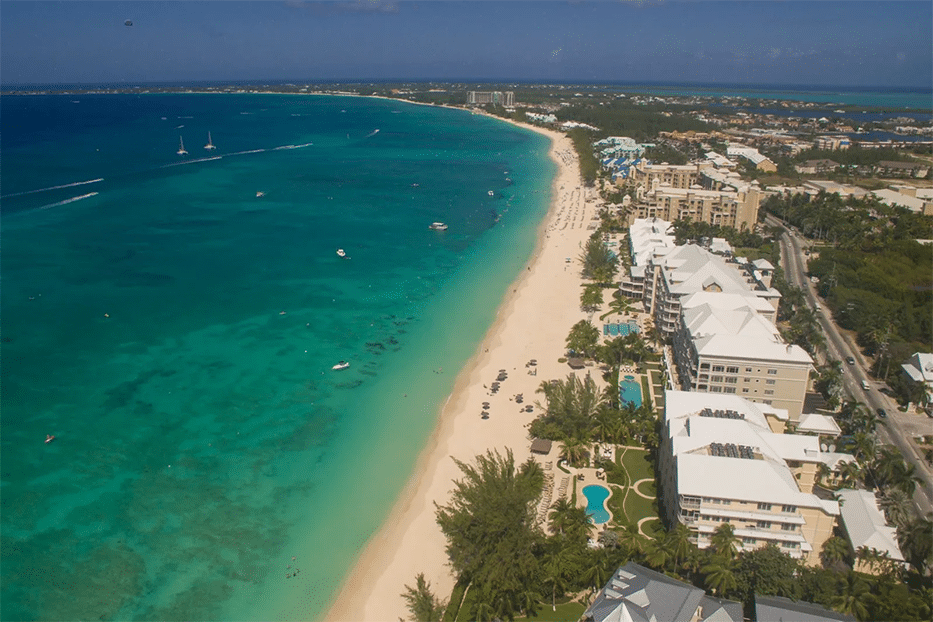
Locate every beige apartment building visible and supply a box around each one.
[673,292,812,422]
[623,162,761,230]
[659,391,840,566]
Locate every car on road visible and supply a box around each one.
[876,408,887,418]
[846,356,856,365]
[862,380,871,390]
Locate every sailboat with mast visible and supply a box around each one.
[177,136,188,156]
[204,132,216,150]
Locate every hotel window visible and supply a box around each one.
[724,387,736,394]
[767,369,778,375]
[764,390,774,395]
[712,365,724,372]
[699,374,709,381]
[757,502,772,511]
[698,384,708,390]
[757,521,772,529]
[711,376,723,383]
[725,377,737,384]
[781,523,796,531]
[711,386,722,392]
[743,537,757,545]
[726,366,739,374]
[766,379,776,385]
[742,388,749,393]
[745,367,753,372]
[781,505,797,513]
[744,377,750,382]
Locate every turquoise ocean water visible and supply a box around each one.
[1,94,553,620]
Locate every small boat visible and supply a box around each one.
[45,435,55,444]
[488,190,494,196]
[204,132,216,150]
[256,191,265,198]
[336,249,347,258]
[177,136,187,156]
[332,361,350,371]
[429,222,448,231]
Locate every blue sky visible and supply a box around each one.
[2,1,931,88]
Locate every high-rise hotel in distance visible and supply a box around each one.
[467,91,515,106]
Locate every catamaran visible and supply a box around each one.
[332,361,350,371]
[177,136,188,156]
[204,132,216,150]
[429,222,448,231]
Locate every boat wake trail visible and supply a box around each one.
[364,129,380,138]
[273,142,313,150]
[2,178,104,199]
[38,192,99,210]
[160,156,224,169]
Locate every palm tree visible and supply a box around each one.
[643,536,672,571]
[709,524,740,562]
[878,489,913,529]
[665,524,695,575]
[837,460,862,488]
[701,559,737,597]
[617,522,643,557]
[600,295,634,321]
[831,572,870,620]
[897,513,933,575]
[582,550,610,596]
[820,536,851,569]
[542,546,576,612]
[560,437,589,467]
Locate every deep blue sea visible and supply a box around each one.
[0,94,553,620]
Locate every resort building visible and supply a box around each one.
[836,488,906,574]
[620,218,676,301]
[874,160,929,178]
[795,159,841,175]
[672,291,813,422]
[813,136,851,151]
[629,184,761,231]
[640,244,781,336]
[659,391,841,566]
[583,562,743,622]
[726,145,777,172]
[466,91,515,106]
[594,136,648,159]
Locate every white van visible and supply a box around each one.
[861,380,870,390]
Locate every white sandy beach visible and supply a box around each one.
[324,120,600,622]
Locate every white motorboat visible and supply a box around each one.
[256,191,265,198]
[177,136,187,155]
[204,132,216,150]
[488,190,494,196]
[332,361,350,371]
[336,249,347,258]
[429,222,448,231]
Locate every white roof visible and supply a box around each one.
[797,413,842,435]
[820,451,856,471]
[680,291,775,315]
[837,489,905,562]
[665,391,836,512]
[872,188,927,213]
[694,334,813,364]
[902,352,933,385]
[629,218,676,266]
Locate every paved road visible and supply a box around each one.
[768,215,933,516]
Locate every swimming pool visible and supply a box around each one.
[620,378,643,407]
[582,484,611,524]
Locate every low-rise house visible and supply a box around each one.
[755,594,855,622]
[901,352,933,407]
[874,160,930,179]
[795,159,840,175]
[836,488,906,574]
[583,562,743,622]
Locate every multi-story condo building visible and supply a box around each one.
[659,391,840,566]
[629,185,761,231]
[641,244,781,336]
[620,218,677,301]
[466,91,515,107]
[627,161,699,190]
[673,292,813,422]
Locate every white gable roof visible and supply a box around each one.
[837,489,905,562]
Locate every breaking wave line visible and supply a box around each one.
[38,192,99,210]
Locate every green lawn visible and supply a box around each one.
[525,600,587,621]
[641,518,664,539]
[620,448,653,482]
